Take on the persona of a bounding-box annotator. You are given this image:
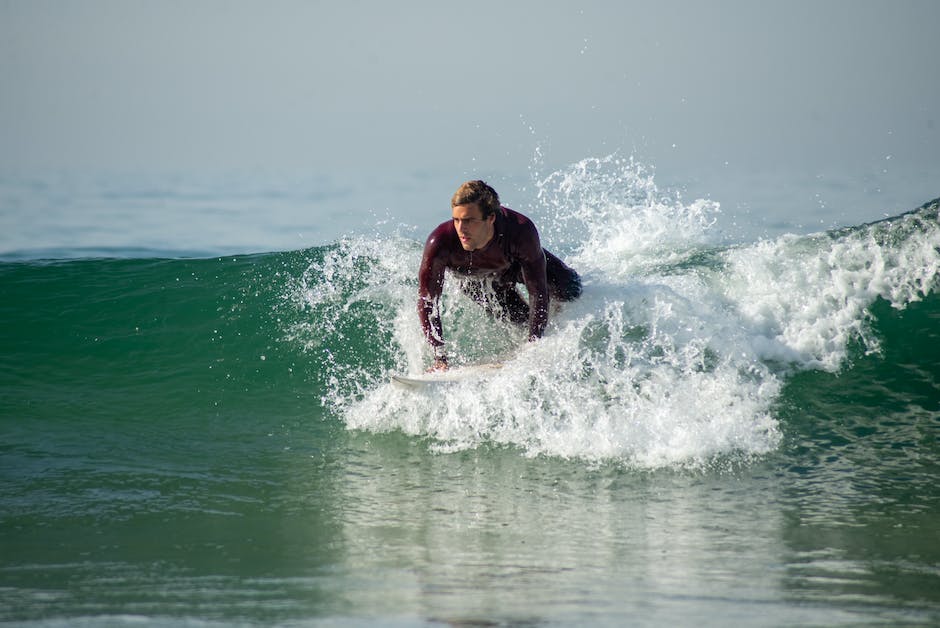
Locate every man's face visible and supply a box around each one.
[452,203,495,251]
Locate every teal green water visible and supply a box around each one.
[2,202,939,625]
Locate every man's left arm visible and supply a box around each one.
[517,225,550,341]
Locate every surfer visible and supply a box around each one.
[418,180,581,370]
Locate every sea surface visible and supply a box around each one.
[1,157,939,626]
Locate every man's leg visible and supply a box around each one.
[545,250,582,301]
[459,278,527,324]
[490,281,529,325]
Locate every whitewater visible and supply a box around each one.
[279,156,940,467]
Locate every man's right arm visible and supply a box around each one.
[417,232,448,367]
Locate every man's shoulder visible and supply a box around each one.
[497,206,542,262]
[424,220,458,251]
[498,206,539,239]
[499,205,529,223]
[428,220,457,239]
[498,206,537,232]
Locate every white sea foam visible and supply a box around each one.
[719,204,940,371]
[294,158,939,468]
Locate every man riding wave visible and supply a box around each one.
[418,180,582,370]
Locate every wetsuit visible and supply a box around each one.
[418,206,581,350]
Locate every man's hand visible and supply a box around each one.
[427,356,449,372]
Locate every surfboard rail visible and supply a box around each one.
[390,363,502,389]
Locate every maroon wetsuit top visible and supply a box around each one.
[418,206,549,348]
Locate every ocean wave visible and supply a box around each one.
[3,160,936,468]
[288,159,938,466]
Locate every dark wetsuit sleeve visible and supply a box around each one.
[417,230,448,348]
[516,222,550,341]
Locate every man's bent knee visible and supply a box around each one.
[556,272,582,301]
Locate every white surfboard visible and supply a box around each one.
[390,363,502,389]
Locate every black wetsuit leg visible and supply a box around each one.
[545,250,582,301]
[463,250,580,327]
[490,281,529,324]
[460,278,528,324]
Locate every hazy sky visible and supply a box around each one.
[2,0,938,188]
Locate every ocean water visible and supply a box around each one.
[1,157,939,626]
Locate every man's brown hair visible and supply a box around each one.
[451,180,500,218]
